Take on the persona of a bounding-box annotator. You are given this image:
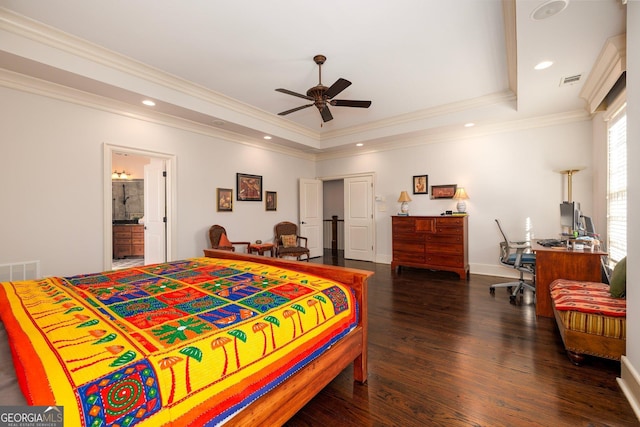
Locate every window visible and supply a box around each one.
[607,104,627,264]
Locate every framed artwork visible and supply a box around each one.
[413,175,428,194]
[236,173,262,201]
[431,184,457,199]
[217,188,233,211]
[265,191,277,211]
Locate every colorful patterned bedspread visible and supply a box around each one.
[550,279,626,317]
[0,257,357,426]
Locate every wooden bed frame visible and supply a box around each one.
[203,249,373,425]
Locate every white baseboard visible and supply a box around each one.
[371,258,521,280]
[618,356,640,422]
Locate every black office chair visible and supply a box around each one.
[489,219,536,304]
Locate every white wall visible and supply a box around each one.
[317,120,594,274]
[0,87,315,277]
[623,0,639,392]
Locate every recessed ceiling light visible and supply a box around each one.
[356,143,364,147]
[142,99,156,106]
[464,123,475,128]
[263,136,272,140]
[531,0,569,20]
[534,61,554,70]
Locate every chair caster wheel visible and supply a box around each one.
[507,286,513,293]
[489,288,495,294]
[509,295,516,304]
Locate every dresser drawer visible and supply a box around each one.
[425,242,464,255]
[425,254,464,268]
[434,225,463,235]
[393,236,424,254]
[425,233,463,244]
[392,217,415,234]
[436,217,465,227]
[392,250,425,264]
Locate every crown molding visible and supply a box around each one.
[314,109,590,161]
[0,68,316,161]
[0,8,322,142]
[579,33,626,114]
[0,8,521,148]
[318,90,517,142]
[1,64,589,164]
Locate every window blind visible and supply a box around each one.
[607,106,627,264]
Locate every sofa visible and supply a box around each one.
[549,257,627,365]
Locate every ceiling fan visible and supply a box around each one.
[276,55,372,123]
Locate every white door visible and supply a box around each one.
[299,178,323,258]
[144,159,166,264]
[344,176,374,261]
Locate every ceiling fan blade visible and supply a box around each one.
[324,78,351,99]
[330,99,372,108]
[320,105,333,122]
[278,103,313,116]
[275,88,314,101]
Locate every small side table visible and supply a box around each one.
[249,242,275,257]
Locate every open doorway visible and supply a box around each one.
[103,144,176,271]
[319,174,375,262]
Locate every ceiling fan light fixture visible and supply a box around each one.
[531,0,569,20]
[275,55,371,123]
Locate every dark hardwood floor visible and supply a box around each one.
[285,253,638,427]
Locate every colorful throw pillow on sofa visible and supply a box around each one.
[281,234,297,248]
[609,256,627,298]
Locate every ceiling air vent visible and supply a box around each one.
[560,74,582,86]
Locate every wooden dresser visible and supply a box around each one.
[113,224,144,259]
[391,215,469,279]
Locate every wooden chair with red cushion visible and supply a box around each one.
[208,225,250,252]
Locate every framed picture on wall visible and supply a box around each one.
[413,175,428,194]
[236,173,262,201]
[217,188,233,211]
[431,184,457,199]
[266,191,277,211]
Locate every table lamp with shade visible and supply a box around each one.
[397,191,412,215]
[453,187,469,213]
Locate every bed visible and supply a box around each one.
[0,249,372,426]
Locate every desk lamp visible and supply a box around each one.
[397,191,412,215]
[453,187,469,213]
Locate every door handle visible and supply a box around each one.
[301,221,306,224]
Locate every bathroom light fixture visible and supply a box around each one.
[112,170,130,179]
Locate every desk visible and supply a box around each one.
[533,243,607,317]
[249,243,275,257]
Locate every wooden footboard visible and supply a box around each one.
[203,249,372,424]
